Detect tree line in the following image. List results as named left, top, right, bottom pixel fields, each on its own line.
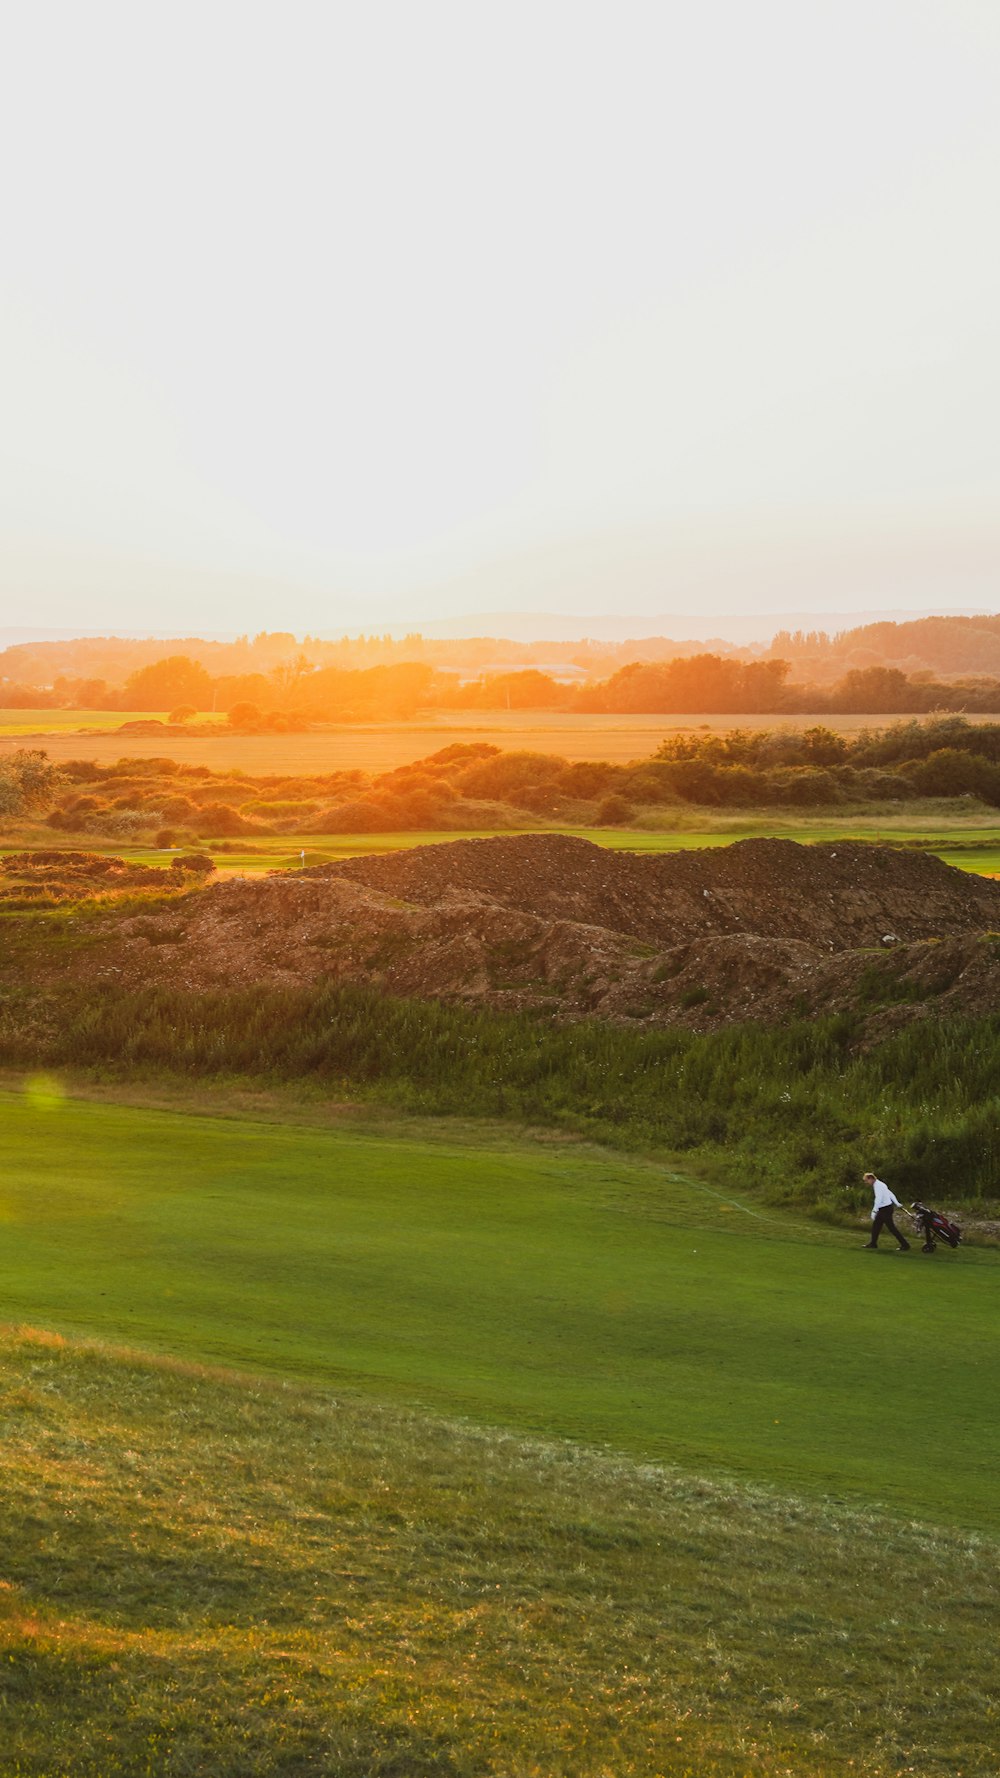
left=8, top=649, right=1000, bottom=719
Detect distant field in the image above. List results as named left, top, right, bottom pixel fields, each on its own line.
left=2, top=1092, right=998, bottom=1531
left=3, top=707, right=991, bottom=772
left=0, top=708, right=224, bottom=737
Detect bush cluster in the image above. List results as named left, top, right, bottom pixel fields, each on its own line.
left=11, top=718, right=1000, bottom=845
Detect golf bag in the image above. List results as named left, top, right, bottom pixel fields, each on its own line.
left=909, top=1202, right=962, bottom=1252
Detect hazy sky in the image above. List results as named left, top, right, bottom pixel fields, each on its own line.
left=2, top=0, right=998, bottom=639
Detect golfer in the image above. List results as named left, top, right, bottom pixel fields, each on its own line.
left=862, top=1171, right=910, bottom=1251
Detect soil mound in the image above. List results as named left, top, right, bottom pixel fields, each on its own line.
left=76, top=834, right=1000, bottom=1034
left=314, top=834, right=1000, bottom=949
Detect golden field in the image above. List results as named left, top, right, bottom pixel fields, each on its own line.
left=3, top=707, right=992, bottom=773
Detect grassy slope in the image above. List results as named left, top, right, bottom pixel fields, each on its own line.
left=2, top=1327, right=998, bottom=1778
left=2, top=1094, right=997, bottom=1533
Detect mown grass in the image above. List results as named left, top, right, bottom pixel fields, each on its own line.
left=1, top=1325, right=998, bottom=1777
left=6, top=814, right=1000, bottom=878
left=1, top=1092, right=998, bottom=1532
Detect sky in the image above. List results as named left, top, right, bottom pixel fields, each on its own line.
left=2, top=0, right=998, bottom=642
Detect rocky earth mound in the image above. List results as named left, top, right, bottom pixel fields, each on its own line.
left=312, top=834, right=1000, bottom=949
left=75, top=835, right=1000, bottom=1033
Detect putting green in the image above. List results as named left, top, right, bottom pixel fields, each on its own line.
left=2, top=1092, right=997, bottom=1530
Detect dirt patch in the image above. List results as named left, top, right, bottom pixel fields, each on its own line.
left=313, top=834, right=1000, bottom=949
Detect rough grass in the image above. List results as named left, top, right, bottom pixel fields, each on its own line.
left=6, top=977, right=1000, bottom=1211
left=1, top=1325, right=997, bottom=1778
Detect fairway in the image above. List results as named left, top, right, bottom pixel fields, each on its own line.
left=8, top=818, right=1000, bottom=879
left=3, top=1092, right=997, bottom=1532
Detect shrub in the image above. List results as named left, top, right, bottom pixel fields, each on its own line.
left=457, top=751, right=565, bottom=799
left=596, top=794, right=635, bottom=825
left=193, top=803, right=270, bottom=837
left=622, top=768, right=678, bottom=806
left=228, top=702, right=263, bottom=730
left=508, top=783, right=564, bottom=814
left=0, top=749, right=60, bottom=819
left=157, top=796, right=200, bottom=823
left=100, top=810, right=156, bottom=838
left=842, top=767, right=916, bottom=802
left=47, top=795, right=106, bottom=832
left=261, top=711, right=308, bottom=732
left=425, top=742, right=501, bottom=769
left=659, top=760, right=726, bottom=804
left=241, top=800, right=319, bottom=822
left=557, top=760, right=622, bottom=798
left=711, top=765, right=769, bottom=805
left=765, top=767, right=843, bottom=806
left=170, top=853, right=214, bottom=874
left=60, top=760, right=108, bottom=781
left=905, top=749, right=1000, bottom=805
left=314, top=799, right=401, bottom=833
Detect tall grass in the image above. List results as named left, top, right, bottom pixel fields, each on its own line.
left=5, top=982, right=1000, bottom=1208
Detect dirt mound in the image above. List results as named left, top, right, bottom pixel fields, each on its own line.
left=314, top=834, right=1000, bottom=950
left=66, top=834, right=1000, bottom=1034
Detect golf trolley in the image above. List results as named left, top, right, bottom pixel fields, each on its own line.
left=908, top=1202, right=962, bottom=1253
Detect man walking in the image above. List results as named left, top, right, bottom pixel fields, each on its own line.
left=862, top=1171, right=910, bottom=1250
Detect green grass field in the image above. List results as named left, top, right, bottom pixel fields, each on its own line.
left=4, top=1088, right=999, bottom=1774
left=2, top=1091, right=997, bottom=1534
left=6, top=711, right=1000, bottom=1770
left=9, top=814, right=1000, bottom=879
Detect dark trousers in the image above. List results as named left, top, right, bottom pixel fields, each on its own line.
left=869, top=1206, right=909, bottom=1248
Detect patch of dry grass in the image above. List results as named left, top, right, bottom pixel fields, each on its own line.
left=0, top=711, right=933, bottom=777
left=1, top=1327, right=997, bottom=1776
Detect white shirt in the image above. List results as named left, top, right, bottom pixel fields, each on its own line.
left=870, top=1177, right=901, bottom=1219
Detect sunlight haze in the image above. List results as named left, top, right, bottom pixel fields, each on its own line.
left=2, top=0, right=998, bottom=639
